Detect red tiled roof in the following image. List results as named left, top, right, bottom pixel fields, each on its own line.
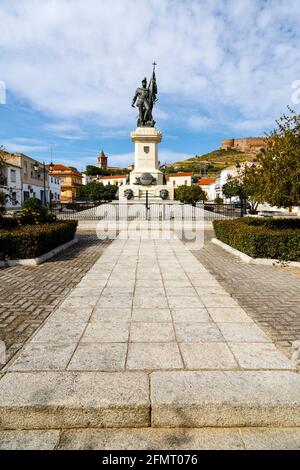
left=169, top=172, right=193, bottom=177
left=49, top=164, right=82, bottom=176
left=50, top=164, right=69, bottom=170
left=198, top=177, right=216, bottom=185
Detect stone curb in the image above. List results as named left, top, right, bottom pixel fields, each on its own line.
left=211, top=238, right=300, bottom=268
left=0, top=371, right=150, bottom=429
left=0, top=238, right=78, bottom=267
left=1, top=370, right=300, bottom=429
left=150, top=370, right=300, bottom=427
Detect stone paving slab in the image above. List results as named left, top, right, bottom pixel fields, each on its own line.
left=58, top=427, right=245, bottom=450
left=151, top=371, right=300, bottom=427
left=0, top=371, right=150, bottom=429
left=0, top=430, right=60, bottom=450
left=1, top=427, right=300, bottom=449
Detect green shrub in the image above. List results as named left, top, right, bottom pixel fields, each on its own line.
left=21, top=197, right=57, bottom=225
left=0, top=216, right=19, bottom=230
left=239, top=217, right=300, bottom=230
left=213, top=218, right=300, bottom=261
left=175, top=185, right=207, bottom=205
left=0, top=221, right=78, bottom=260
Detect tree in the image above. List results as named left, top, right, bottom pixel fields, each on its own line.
left=252, top=107, right=300, bottom=208
left=222, top=176, right=259, bottom=213
left=222, top=179, right=242, bottom=201
left=77, top=182, right=118, bottom=202
left=243, top=165, right=264, bottom=213
left=85, top=166, right=129, bottom=177
left=175, top=185, right=207, bottom=206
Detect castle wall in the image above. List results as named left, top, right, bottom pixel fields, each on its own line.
left=221, top=137, right=266, bottom=152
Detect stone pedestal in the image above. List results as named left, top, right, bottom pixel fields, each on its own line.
left=129, top=127, right=163, bottom=185
left=119, top=127, right=174, bottom=201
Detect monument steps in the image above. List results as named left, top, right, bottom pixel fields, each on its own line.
left=0, top=370, right=300, bottom=429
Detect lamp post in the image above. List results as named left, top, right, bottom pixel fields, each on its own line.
left=34, top=161, right=54, bottom=207
left=235, top=162, right=244, bottom=216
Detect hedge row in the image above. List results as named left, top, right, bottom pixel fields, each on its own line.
left=0, top=221, right=78, bottom=260
left=213, top=218, right=300, bottom=262
left=0, top=216, right=19, bottom=230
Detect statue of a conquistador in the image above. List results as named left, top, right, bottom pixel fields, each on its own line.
left=132, top=63, right=157, bottom=127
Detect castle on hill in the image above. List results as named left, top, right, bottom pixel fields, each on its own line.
left=221, top=137, right=266, bottom=153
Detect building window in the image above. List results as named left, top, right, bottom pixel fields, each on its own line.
left=184, top=180, right=187, bottom=185
left=173, top=181, right=176, bottom=187
left=10, top=169, right=16, bottom=183
left=24, top=162, right=27, bottom=174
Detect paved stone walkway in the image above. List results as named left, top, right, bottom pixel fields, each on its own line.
left=0, top=232, right=299, bottom=449
left=0, top=233, right=109, bottom=366
left=194, top=232, right=300, bottom=356
left=1, top=427, right=300, bottom=450
left=3, top=233, right=295, bottom=374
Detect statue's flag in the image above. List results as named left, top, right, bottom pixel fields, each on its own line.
left=148, top=62, right=158, bottom=108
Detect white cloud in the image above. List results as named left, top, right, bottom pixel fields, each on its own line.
left=0, top=0, right=300, bottom=137
left=1, top=138, right=49, bottom=153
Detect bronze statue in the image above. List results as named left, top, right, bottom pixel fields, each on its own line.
left=132, top=62, right=157, bottom=127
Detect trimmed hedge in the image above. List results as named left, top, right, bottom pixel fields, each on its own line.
left=213, top=218, right=300, bottom=262
left=0, top=216, right=19, bottom=230
left=0, top=221, right=78, bottom=260
left=239, top=217, right=300, bottom=230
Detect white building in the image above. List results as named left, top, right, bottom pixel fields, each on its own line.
left=0, top=161, right=22, bottom=209
left=98, top=175, right=128, bottom=186
left=48, top=174, right=61, bottom=203
left=4, top=153, right=50, bottom=204
left=166, top=172, right=193, bottom=188
left=82, top=174, right=92, bottom=185
left=197, top=177, right=217, bottom=201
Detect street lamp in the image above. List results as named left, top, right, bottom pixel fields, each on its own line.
left=34, top=161, right=48, bottom=206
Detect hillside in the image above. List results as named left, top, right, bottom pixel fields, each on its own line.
left=165, top=148, right=258, bottom=175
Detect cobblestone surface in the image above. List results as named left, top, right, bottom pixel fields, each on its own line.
left=193, top=232, right=300, bottom=357
left=0, top=233, right=109, bottom=367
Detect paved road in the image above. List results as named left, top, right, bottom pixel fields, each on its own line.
left=194, top=231, right=300, bottom=356
left=0, top=232, right=109, bottom=367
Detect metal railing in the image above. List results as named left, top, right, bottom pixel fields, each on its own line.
left=51, top=202, right=242, bottom=221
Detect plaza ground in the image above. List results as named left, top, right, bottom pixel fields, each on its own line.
left=0, top=228, right=299, bottom=449
left=1, top=230, right=299, bottom=365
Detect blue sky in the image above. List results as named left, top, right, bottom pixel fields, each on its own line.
left=0, top=0, right=300, bottom=170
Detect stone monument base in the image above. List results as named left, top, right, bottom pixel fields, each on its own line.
left=118, top=184, right=174, bottom=202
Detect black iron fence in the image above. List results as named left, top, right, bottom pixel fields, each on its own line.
left=50, top=202, right=242, bottom=221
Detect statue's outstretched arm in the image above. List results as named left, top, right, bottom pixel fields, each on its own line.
left=132, top=89, right=138, bottom=107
